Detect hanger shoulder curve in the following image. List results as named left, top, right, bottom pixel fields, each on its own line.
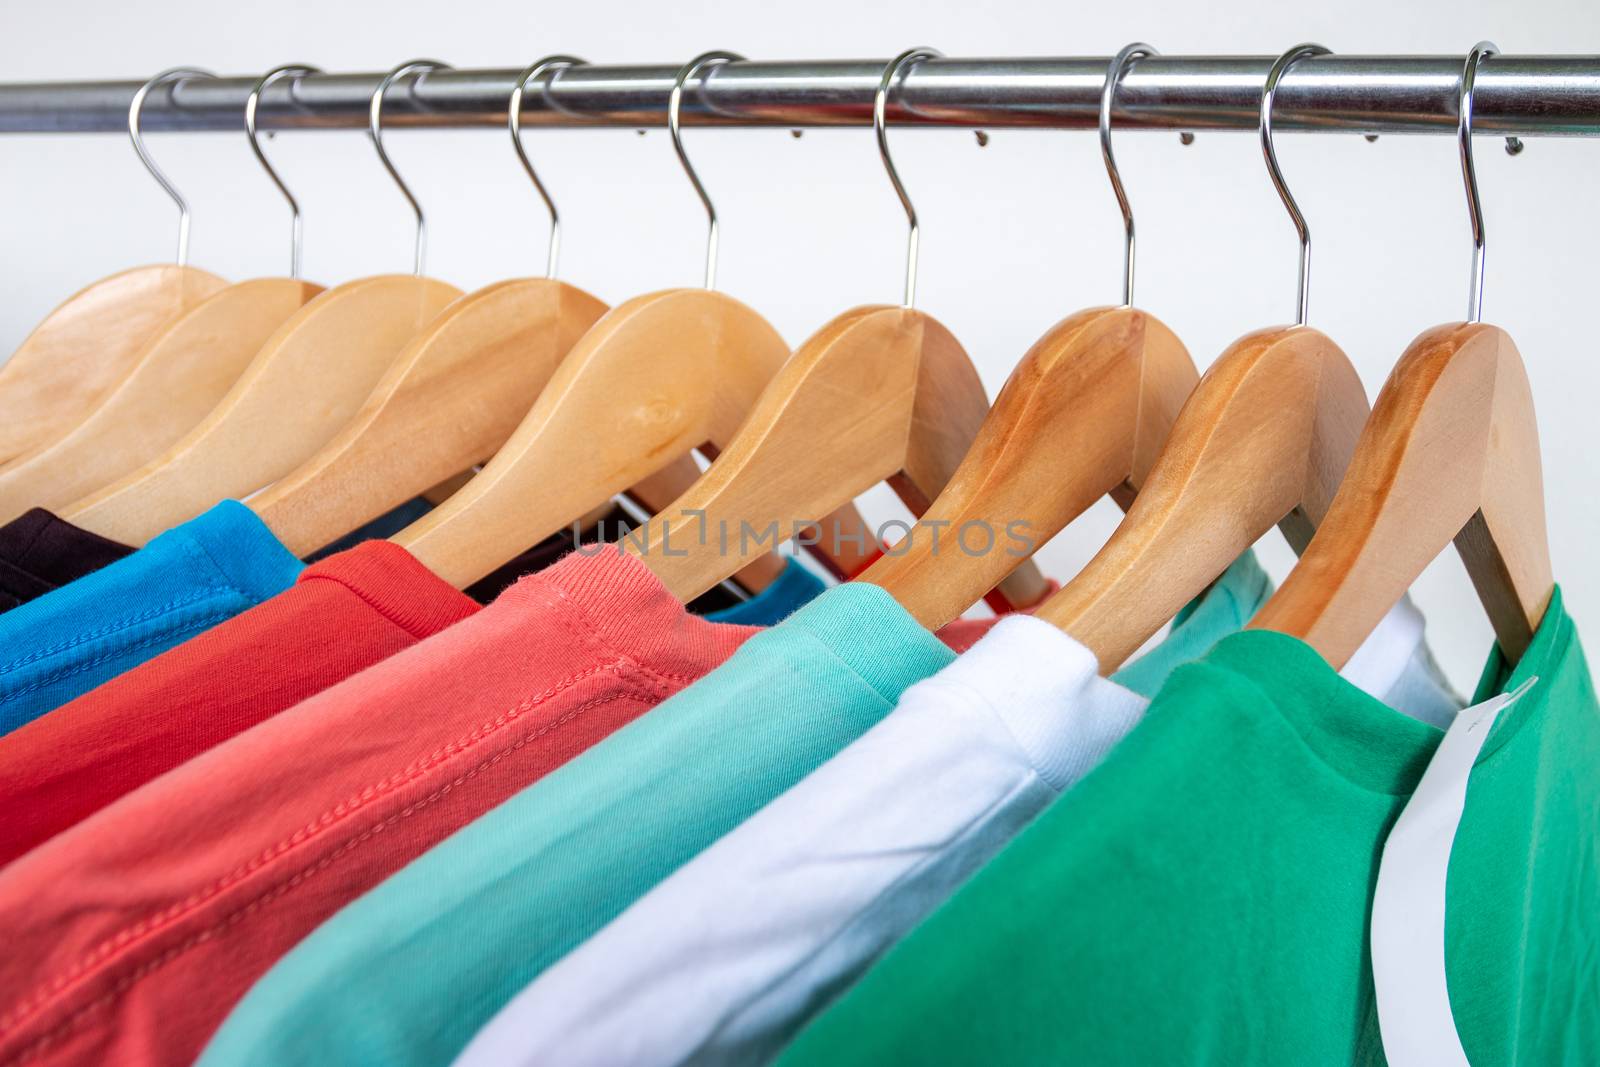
left=859, top=305, right=1200, bottom=629
left=394, top=288, right=790, bottom=589
left=1036, top=324, right=1368, bottom=671
left=1250, top=321, right=1552, bottom=666
left=250, top=278, right=608, bottom=558
left=627, top=303, right=997, bottom=604
left=63, top=274, right=463, bottom=545
left=0, top=264, right=229, bottom=466
left=0, top=278, right=322, bottom=526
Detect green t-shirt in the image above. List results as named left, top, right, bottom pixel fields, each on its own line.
left=200, top=557, right=1274, bottom=1067
left=781, top=586, right=1597, bottom=1065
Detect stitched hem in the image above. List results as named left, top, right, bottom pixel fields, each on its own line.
left=1, top=692, right=634, bottom=1067
left=1, top=652, right=705, bottom=1050
left=0, top=609, right=232, bottom=705
left=0, top=587, right=224, bottom=677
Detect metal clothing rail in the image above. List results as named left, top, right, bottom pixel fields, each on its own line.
left=1, top=55, right=1598, bottom=136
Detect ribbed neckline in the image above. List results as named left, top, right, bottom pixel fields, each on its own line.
left=1199, top=629, right=1442, bottom=796
left=1203, top=588, right=1570, bottom=795
left=297, top=541, right=479, bottom=639
left=172, top=501, right=304, bottom=604
left=519, top=548, right=761, bottom=679
left=778, top=582, right=955, bottom=705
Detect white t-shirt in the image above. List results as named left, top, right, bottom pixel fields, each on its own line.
left=453, top=599, right=1459, bottom=1067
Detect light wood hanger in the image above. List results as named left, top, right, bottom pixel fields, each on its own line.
left=1035, top=325, right=1367, bottom=670
left=0, top=279, right=321, bottom=524
left=0, top=67, right=333, bottom=525
left=625, top=302, right=1004, bottom=603
left=0, top=267, right=228, bottom=468
left=1251, top=44, right=1554, bottom=667
left=628, top=49, right=1046, bottom=610
left=251, top=276, right=605, bottom=556
left=64, top=61, right=466, bottom=545
left=396, top=52, right=870, bottom=591
left=858, top=46, right=1201, bottom=629
left=1035, top=43, right=1372, bottom=672
left=0, top=69, right=232, bottom=467
left=251, top=57, right=611, bottom=557
left=393, top=285, right=792, bottom=588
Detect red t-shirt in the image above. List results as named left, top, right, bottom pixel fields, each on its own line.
left=0, top=550, right=760, bottom=1067
left=0, top=540, right=478, bottom=868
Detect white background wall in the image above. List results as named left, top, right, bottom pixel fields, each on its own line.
left=2, top=0, right=1596, bottom=691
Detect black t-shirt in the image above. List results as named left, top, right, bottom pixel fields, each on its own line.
left=0, top=508, right=133, bottom=613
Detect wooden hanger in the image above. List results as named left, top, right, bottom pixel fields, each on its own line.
left=1035, top=44, right=1372, bottom=672
left=64, top=61, right=466, bottom=545
left=0, top=68, right=335, bottom=524
left=855, top=306, right=1197, bottom=628
left=393, top=285, right=793, bottom=588
left=1248, top=323, right=1549, bottom=666
left=0, top=69, right=236, bottom=467
left=627, top=301, right=1013, bottom=603
left=1035, top=324, right=1367, bottom=669
left=251, top=276, right=604, bottom=556
left=0, top=279, right=321, bottom=524
left=251, top=58, right=614, bottom=557
left=0, top=266, right=228, bottom=467
left=858, top=47, right=1202, bottom=629
left=396, top=53, right=872, bottom=591
left=627, top=50, right=1045, bottom=610
left=1250, top=45, right=1554, bottom=667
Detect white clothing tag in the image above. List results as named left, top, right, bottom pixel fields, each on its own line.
left=1371, top=676, right=1537, bottom=1067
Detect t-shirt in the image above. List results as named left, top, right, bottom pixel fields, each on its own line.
left=0, top=533, right=823, bottom=869
left=0, top=551, right=760, bottom=1067
left=199, top=567, right=1224, bottom=1067
left=0, top=508, right=131, bottom=613
left=703, top=556, right=826, bottom=625
left=779, top=586, right=1598, bottom=1066
left=0, top=500, right=302, bottom=735
left=0, top=541, right=477, bottom=868
left=455, top=578, right=1464, bottom=1067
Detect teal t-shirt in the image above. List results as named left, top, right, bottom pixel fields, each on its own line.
left=200, top=553, right=1274, bottom=1067
left=781, top=587, right=1598, bottom=1065
left=0, top=500, right=301, bottom=735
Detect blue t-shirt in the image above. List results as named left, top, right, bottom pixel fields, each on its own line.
left=0, top=500, right=302, bottom=735
left=704, top=557, right=827, bottom=625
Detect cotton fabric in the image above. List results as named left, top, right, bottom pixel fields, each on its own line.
left=451, top=553, right=1270, bottom=1067
left=702, top=557, right=826, bottom=625
left=0, top=541, right=477, bottom=867
left=0, top=508, right=130, bottom=614
left=199, top=579, right=960, bottom=1067
left=0, top=500, right=301, bottom=735
left=779, top=587, right=1598, bottom=1066
left=455, top=576, right=1461, bottom=1067
left=0, top=551, right=759, bottom=1067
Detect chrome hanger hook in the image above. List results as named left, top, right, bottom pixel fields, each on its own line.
left=668, top=50, right=744, bottom=289
left=129, top=67, right=217, bottom=267
left=369, top=59, right=452, bottom=276
left=876, top=48, right=942, bottom=309
left=246, top=64, right=321, bottom=279
left=1101, top=44, right=1157, bottom=307
left=510, top=55, right=586, bottom=279
left=1460, top=42, right=1499, bottom=324
left=1260, top=43, right=1330, bottom=327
